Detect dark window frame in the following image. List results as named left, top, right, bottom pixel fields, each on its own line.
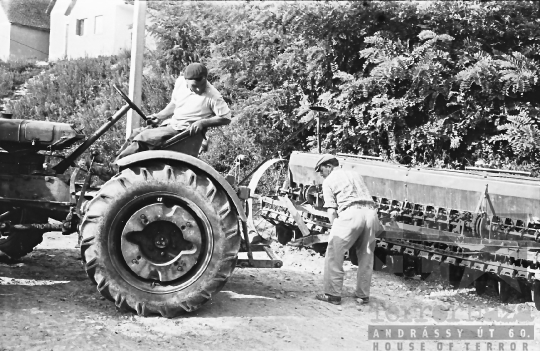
left=76, top=19, right=86, bottom=36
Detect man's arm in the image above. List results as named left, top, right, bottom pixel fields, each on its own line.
left=189, top=93, right=232, bottom=134
left=189, top=116, right=230, bottom=135
left=152, top=101, right=176, bottom=121
left=322, top=180, right=338, bottom=225
left=151, top=77, right=182, bottom=122
left=200, top=116, right=231, bottom=128
left=327, top=208, right=338, bottom=225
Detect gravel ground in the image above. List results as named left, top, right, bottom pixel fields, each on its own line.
left=1, top=233, right=539, bottom=351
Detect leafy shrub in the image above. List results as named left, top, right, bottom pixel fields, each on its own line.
left=146, top=1, right=540, bottom=176
left=0, top=59, right=40, bottom=100
left=7, top=54, right=129, bottom=167
left=6, top=51, right=177, bottom=172
left=7, top=1, right=540, bottom=179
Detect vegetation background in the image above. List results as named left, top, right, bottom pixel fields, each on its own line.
left=2, top=0, right=540, bottom=177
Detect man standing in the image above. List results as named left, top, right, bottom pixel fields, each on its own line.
left=314, top=154, right=382, bottom=305
left=116, top=62, right=231, bottom=160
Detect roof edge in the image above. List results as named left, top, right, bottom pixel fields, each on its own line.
left=10, top=21, right=50, bottom=32
left=45, top=0, right=57, bottom=15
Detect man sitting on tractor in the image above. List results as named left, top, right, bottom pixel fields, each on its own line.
left=115, top=62, right=231, bottom=160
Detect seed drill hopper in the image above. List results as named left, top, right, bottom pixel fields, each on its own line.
left=253, top=151, right=540, bottom=310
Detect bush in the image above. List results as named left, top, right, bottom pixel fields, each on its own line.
left=7, top=1, right=540, bottom=178
left=0, top=59, right=40, bottom=100
left=7, top=51, right=176, bottom=171
left=146, top=1, right=540, bottom=175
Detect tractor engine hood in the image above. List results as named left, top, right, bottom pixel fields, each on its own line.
left=0, top=119, right=84, bottom=151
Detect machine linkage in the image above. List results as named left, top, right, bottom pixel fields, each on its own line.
left=261, top=192, right=540, bottom=242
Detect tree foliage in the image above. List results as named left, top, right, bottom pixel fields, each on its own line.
left=7, top=1, right=540, bottom=177
left=146, top=0, right=540, bottom=175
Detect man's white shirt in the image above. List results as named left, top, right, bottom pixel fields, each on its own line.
left=169, top=76, right=231, bottom=130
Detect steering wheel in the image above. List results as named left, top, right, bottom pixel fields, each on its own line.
left=113, top=84, right=149, bottom=121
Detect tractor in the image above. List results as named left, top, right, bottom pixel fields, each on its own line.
left=0, top=86, right=281, bottom=318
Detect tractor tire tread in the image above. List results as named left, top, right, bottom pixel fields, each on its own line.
left=79, top=161, right=240, bottom=317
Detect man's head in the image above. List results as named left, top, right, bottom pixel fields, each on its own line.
left=315, top=154, right=339, bottom=178
left=184, top=62, right=208, bottom=94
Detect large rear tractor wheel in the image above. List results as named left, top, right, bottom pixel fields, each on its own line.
left=0, top=210, right=47, bottom=259
left=79, top=161, right=241, bottom=317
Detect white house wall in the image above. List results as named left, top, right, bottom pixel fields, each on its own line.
left=0, top=6, right=11, bottom=61
left=112, top=3, right=133, bottom=56
left=48, top=0, right=71, bottom=60
left=49, top=0, right=133, bottom=60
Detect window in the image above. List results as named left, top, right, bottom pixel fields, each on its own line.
left=94, top=15, right=103, bottom=35
left=76, top=19, right=86, bottom=36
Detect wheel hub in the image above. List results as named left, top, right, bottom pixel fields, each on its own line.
left=121, top=203, right=202, bottom=282
left=154, top=236, right=169, bottom=249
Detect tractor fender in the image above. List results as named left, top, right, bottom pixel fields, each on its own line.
left=115, top=150, right=247, bottom=221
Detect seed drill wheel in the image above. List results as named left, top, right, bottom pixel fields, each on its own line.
left=79, top=161, right=241, bottom=317
left=0, top=210, right=48, bottom=259
left=247, top=159, right=288, bottom=241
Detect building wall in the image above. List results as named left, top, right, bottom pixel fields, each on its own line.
left=49, top=0, right=136, bottom=60
left=9, top=24, right=49, bottom=61
left=49, top=0, right=156, bottom=61
left=113, top=3, right=134, bottom=56
left=0, top=7, right=11, bottom=61
left=48, top=0, right=71, bottom=60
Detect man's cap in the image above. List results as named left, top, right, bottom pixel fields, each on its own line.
left=315, top=154, right=338, bottom=172
left=184, top=63, right=208, bottom=79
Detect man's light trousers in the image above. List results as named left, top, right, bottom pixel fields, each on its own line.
left=323, top=206, right=382, bottom=298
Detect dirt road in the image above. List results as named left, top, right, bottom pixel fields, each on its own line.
left=1, top=233, right=539, bottom=351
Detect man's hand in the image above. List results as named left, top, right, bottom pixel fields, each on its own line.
left=189, top=120, right=206, bottom=135
left=146, top=114, right=160, bottom=127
